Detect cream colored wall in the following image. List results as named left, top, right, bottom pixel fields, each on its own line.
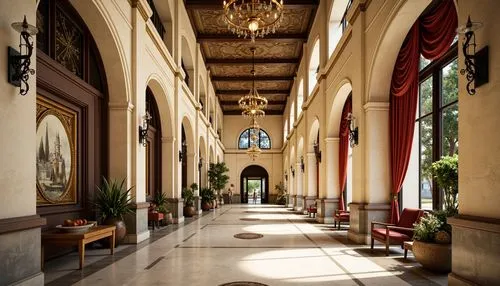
left=457, top=0, right=500, bottom=219
left=0, top=0, right=37, bottom=219
left=223, top=115, right=283, bottom=196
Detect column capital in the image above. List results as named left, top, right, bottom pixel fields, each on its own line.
left=109, top=102, right=135, bottom=112
left=161, top=136, right=176, bottom=143
left=363, top=102, right=389, bottom=111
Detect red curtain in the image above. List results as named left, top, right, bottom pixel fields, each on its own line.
left=338, top=95, right=352, bottom=211
left=389, top=0, right=457, bottom=224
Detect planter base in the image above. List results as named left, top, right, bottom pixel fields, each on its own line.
left=413, top=240, right=451, bottom=273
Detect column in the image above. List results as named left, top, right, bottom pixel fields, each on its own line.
left=294, top=162, right=304, bottom=212
left=316, top=138, right=339, bottom=224
left=162, top=136, right=184, bottom=223
left=304, top=152, right=317, bottom=211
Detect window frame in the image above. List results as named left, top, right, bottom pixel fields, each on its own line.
left=238, top=128, right=272, bottom=150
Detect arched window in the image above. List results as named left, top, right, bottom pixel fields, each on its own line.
left=328, top=0, right=352, bottom=56
left=309, top=40, right=320, bottom=95
left=238, top=128, right=271, bottom=149
left=290, top=101, right=295, bottom=127
left=297, top=80, right=304, bottom=116
left=284, top=119, right=288, bottom=140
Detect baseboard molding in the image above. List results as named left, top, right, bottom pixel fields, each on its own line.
left=11, top=271, right=44, bottom=286
left=448, top=273, right=479, bottom=286
left=124, top=230, right=150, bottom=244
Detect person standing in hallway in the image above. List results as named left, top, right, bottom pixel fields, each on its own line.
left=228, top=184, right=234, bottom=204
left=253, top=191, right=257, bottom=204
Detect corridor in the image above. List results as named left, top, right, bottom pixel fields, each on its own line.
left=44, top=205, right=446, bottom=286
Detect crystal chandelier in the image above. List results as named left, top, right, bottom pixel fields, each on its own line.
left=238, top=47, right=267, bottom=118
left=223, top=0, right=284, bottom=42
left=246, top=118, right=262, bottom=160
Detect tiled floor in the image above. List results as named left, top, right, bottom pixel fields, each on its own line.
left=43, top=205, right=448, bottom=285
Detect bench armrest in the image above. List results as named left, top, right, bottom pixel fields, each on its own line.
left=371, top=221, right=395, bottom=231
left=387, top=226, right=415, bottom=232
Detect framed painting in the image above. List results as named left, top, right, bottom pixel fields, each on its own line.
left=36, top=95, right=77, bottom=205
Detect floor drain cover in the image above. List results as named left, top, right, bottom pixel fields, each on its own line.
left=233, top=233, right=264, bottom=239
left=240, top=218, right=261, bottom=221
left=219, top=282, right=269, bottom=286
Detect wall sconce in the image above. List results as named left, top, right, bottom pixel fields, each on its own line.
left=313, top=141, right=321, bottom=163
left=284, top=171, right=288, bottom=181
left=300, top=156, right=305, bottom=173
left=198, top=157, right=203, bottom=170
left=290, top=165, right=295, bottom=177
left=346, top=112, right=359, bottom=147
left=138, top=112, right=152, bottom=147
left=457, top=16, right=488, bottom=95
left=8, top=16, right=38, bottom=96
left=179, top=150, right=184, bottom=162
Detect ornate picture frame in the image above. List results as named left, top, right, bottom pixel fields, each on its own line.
left=36, top=95, right=77, bottom=206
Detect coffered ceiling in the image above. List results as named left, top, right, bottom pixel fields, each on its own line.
left=185, top=0, right=319, bottom=115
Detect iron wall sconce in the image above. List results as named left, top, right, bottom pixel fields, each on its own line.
left=8, top=16, right=38, bottom=96
left=179, top=142, right=187, bottom=162
left=457, top=16, right=488, bottom=95
left=346, top=112, right=359, bottom=147
left=198, top=157, right=203, bottom=170
left=290, top=165, right=295, bottom=177
left=138, top=112, right=152, bottom=147
left=284, top=171, right=288, bottom=181
left=300, top=156, right=305, bottom=173
left=313, top=141, right=321, bottom=163
left=179, top=150, right=183, bottom=162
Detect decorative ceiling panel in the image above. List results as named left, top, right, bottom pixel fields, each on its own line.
left=222, top=104, right=284, bottom=111
left=202, top=41, right=301, bottom=59
left=215, top=80, right=291, bottom=91
left=210, top=63, right=296, bottom=77
left=218, top=94, right=287, bottom=102
left=275, top=8, right=311, bottom=34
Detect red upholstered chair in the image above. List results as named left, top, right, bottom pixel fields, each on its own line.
left=370, top=208, right=424, bottom=256
left=333, top=210, right=350, bottom=230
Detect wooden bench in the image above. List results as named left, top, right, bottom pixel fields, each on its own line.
left=41, top=225, right=115, bottom=269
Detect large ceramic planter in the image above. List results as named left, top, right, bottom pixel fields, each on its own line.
left=201, top=201, right=211, bottom=211
left=102, top=217, right=126, bottom=247
left=413, top=240, right=451, bottom=273
left=183, top=205, right=196, bottom=217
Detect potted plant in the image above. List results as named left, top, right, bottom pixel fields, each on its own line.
left=208, top=162, right=230, bottom=206
left=152, top=191, right=173, bottom=225
left=412, top=154, right=458, bottom=273
left=94, top=177, right=134, bottom=247
left=200, top=187, right=215, bottom=211
left=182, top=183, right=197, bottom=217
left=275, top=182, right=287, bottom=206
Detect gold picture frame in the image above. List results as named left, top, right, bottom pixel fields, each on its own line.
left=36, top=95, right=77, bottom=205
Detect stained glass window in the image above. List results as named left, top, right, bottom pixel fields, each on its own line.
left=238, top=128, right=271, bottom=150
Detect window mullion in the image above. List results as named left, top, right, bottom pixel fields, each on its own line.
left=432, top=68, right=442, bottom=210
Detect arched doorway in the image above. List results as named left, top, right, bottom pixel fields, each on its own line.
left=240, top=165, right=269, bottom=204
left=145, top=88, right=161, bottom=199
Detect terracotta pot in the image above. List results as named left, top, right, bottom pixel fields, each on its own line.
left=102, top=217, right=126, bottom=247
left=413, top=240, right=451, bottom=273
left=163, top=212, right=173, bottom=225
left=183, top=206, right=196, bottom=217
left=201, top=201, right=211, bottom=211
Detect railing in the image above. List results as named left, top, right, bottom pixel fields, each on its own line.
left=341, top=0, right=353, bottom=32
left=147, top=0, right=166, bottom=39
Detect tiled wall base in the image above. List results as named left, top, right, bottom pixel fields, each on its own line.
left=304, top=196, right=316, bottom=214
left=347, top=202, right=390, bottom=244
left=124, top=206, right=150, bottom=244
left=448, top=215, right=500, bottom=285
left=289, top=195, right=296, bottom=208
left=316, top=198, right=339, bottom=224
left=167, top=198, right=185, bottom=224
left=294, top=195, right=304, bottom=212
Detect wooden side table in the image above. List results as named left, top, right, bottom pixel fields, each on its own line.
left=41, top=225, right=116, bottom=269
left=404, top=241, right=414, bottom=259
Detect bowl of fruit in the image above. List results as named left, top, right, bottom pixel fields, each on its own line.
left=56, top=219, right=96, bottom=233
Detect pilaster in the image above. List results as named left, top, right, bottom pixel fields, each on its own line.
left=347, top=202, right=390, bottom=244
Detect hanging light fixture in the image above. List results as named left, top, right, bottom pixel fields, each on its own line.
left=223, top=0, right=284, bottom=42
left=239, top=47, right=268, bottom=118
left=246, top=117, right=262, bottom=160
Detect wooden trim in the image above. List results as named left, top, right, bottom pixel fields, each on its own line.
left=448, top=215, right=500, bottom=234
left=212, top=76, right=293, bottom=81
left=0, top=215, right=47, bottom=235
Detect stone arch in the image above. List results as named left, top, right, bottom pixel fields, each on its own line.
left=181, top=115, right=196, bottom=189
left=150, top=0, right=175, bottom=52
left=367, top=0, right=432, bottom=102
left=239, top=165, right=270, bottom=204
left=289, top=101, right=295, bottom=128
left=308, top=117, right=321, bottom=153
left=146, top=75, right=174, bottom=138
left=198, top=75, right=207, bottom=113
left=327, top=80, right=353, bottom=137
left=181, top=35, right=195, bottom=93
left=308, top=38, right=320, bottom=95
left=209, top=145, right=215, bottom=164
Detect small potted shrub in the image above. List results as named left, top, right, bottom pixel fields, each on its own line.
left=275, top=182, right=287, bottom=206
left=200, top=187, right=215, bottom=211
left=94, top=178, right=134, bottom=247
left=412, top=155, right=457, bottom=272
left=208, top=162, right=230, bottom=206
left=153, top=191, right=173, bottom=225
left=182, top=183, right=197, bottom=217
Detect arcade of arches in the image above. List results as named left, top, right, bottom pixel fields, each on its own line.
left=0, top=0, right=499, bottom=285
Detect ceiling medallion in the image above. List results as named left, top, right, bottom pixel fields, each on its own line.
left=223, top=0, right=284, bottom=42
left=238, top=47, right=268, bottom=118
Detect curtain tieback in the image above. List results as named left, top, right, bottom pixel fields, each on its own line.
left=392, top=193, right=398, bottom=201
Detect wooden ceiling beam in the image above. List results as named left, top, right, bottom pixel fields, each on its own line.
left=212, top=76, right=293, bottom=81
left=197, top=33, right=307, bottom=42
left=223, top=110, right=284, bottom=115
left=220, top=100, right=285, bottom=105
left=206, top=58, right=299, bottom=65
left=217, top=89, right=290, bottom=95
left=185, top=0, right=319, bottom=10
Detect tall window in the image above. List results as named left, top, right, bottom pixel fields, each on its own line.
left=284, top=119, right=288, bottom=140
left=297, top=80, right=304, bottom=117
left=290, top=101, right=295, bottom=127
left=416, top=44, right=458, bottom=210
left=309, top=40, right=320, bottom=95
left=239, top=128, right=271, bottom=149
left=328, top=0, right=352, bottom=56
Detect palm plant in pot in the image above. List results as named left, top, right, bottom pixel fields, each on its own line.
left=412, top=154, right=458, bottom=273
left=208, top=162, right=230, bottom=206
left=182, top=183, right=197, bottom=217
left=94, top=178, right=134, bottom=247
left=152, top=191, right=173, bottom=225
left=200, top=187, right=215, bottom=211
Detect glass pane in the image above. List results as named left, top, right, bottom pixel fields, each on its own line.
left=420, top=116, right=433, bottom=210
left=419, top=55, right=431, bottom=71
left=260, top=131, right=271, bottom=149
left=239, top=130, right=249, bottom=149
left=442, top=103, right=459, bottom=156
left=441, top=59, right=458, bottom=106
left=419, top=76, right=433, bottom=116
left=249, top=129, right=259, bottom=146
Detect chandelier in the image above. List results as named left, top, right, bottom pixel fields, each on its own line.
left=246, top=118, right=262, bottom=160
left=238, top=47, right=267, bottom=118
left=223, top=0, right=284, bottom=42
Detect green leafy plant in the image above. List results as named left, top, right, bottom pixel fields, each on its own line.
left=413, top=213, right=443, bottom=242
left=95, top=178, right=135, bottom=220
left=208, top=162, right=230, bottom=199
left=153, top=191, right=170, bottom=214
left=182, top=183, right=197, bottom=207
left=430, top=154, right=458, bottom=216
left=200, top=187, right=215, bottom=203
left=275, top=182, right=287, bottom=205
